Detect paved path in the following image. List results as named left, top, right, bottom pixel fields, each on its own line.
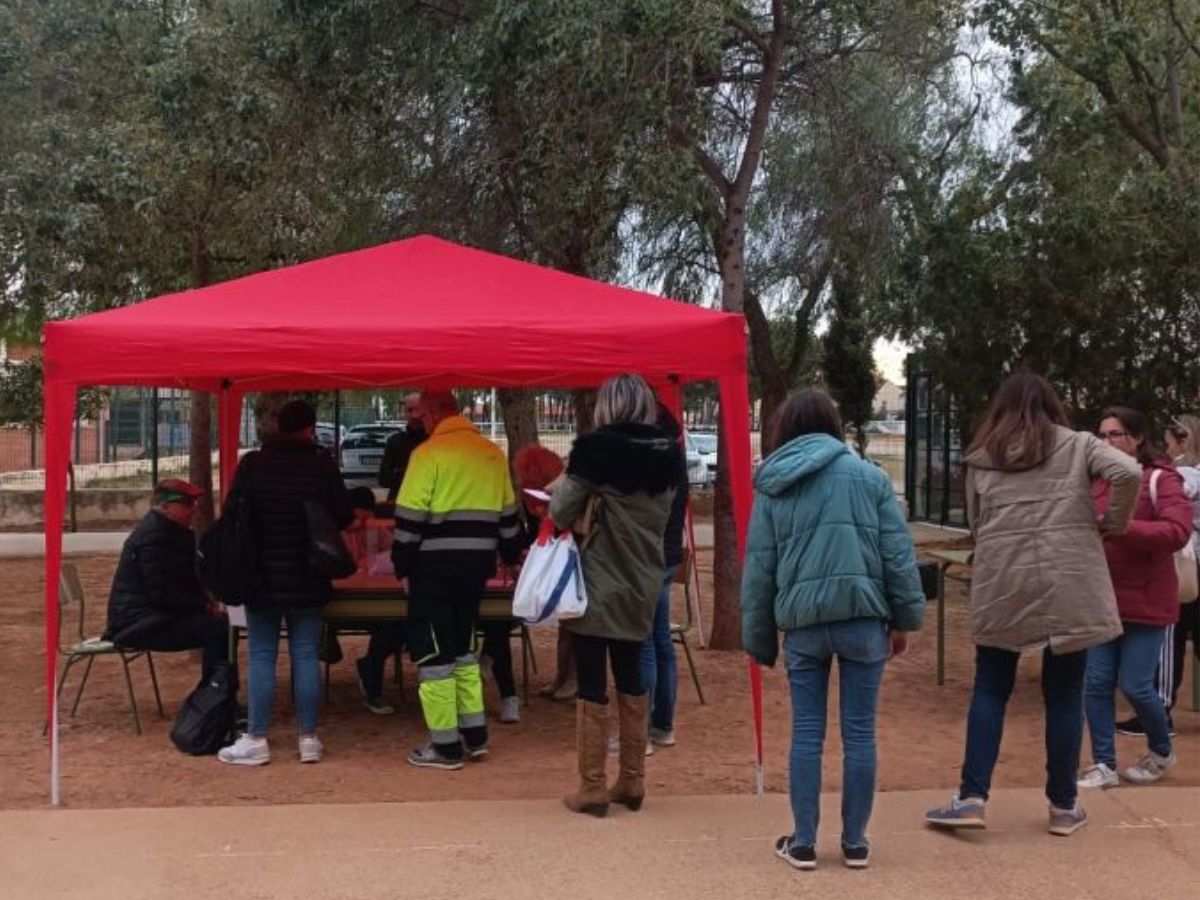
left=0, top=789, right=1195, bottom=899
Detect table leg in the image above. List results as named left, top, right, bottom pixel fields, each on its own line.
left=937, top=564, right=947, bottom=686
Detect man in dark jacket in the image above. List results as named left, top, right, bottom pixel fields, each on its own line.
left=378, top=392, right=428, bottom=505
left=217, top=399, right=353, bottom=767
left=105, top=479, right=228, bottom=678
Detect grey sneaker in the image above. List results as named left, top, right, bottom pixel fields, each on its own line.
left=1048, top=804, right=1088, bottom=836
left=924, top=794, right=986, bottom=829
left=1077, top=763, right=1119, bottom=789
left=217, top=734, right=270, bottom=767
left=298, top=734, right=323, bottom=764
left=1123, top=750, right=1175, bottom=784
left=649, top=727, right=676, bottom=747
left=499, top=696, right=521, bottom=724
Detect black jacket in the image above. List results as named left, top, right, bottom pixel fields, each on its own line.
left=657, top=411, right=690, bottom=569
left=106, top=509, right=207, bottom=638
left=224, top=437, right=353, bottom=611
left=378, top=426, right=427, bottom=503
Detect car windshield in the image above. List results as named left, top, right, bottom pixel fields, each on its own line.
left=691, top=434, right=717, bottom=453
left=344, top=425, right=397, bottom=447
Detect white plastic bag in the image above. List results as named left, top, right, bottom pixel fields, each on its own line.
left=513, top=527, right=588, bottom=625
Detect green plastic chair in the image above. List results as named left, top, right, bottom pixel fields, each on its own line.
left=51, top=562, right=164, bottom=735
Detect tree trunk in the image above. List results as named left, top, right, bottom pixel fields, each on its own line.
left=709, top=215, right=749, bottom=650
left=757, top=379, right=788, bottom=458
left=189, top=232, right=215, bottom=534
left=718, top=214, right=747, bottom=314
left=497, top=388, right=539, bottom=486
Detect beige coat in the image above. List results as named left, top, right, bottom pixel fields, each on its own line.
left=966, top=426, right=1141, bottom=654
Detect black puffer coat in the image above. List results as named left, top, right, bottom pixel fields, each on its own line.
left=105, top=509, right=207, bottom=638
left=657, top=409, right=689, bottom=569
left=224, top=437, right=353, bottom=611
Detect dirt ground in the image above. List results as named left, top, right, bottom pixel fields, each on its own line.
left=1, top=549, right=1197, bottom=809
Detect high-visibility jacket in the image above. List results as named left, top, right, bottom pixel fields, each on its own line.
left=392, top=415, right=523, bottom=580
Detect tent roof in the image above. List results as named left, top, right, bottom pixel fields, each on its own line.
left=43, top=236, right=745, bottom=391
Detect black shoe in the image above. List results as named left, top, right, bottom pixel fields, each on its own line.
left=1116, top=714, right=1176, bottom=738
left=1115, top=716, right=1145, bottom=737
left=407, top=745, right=464, bottom=771
left=775, top=835, right=816, bottom=871
left=842, top=845, right=870, bottom=869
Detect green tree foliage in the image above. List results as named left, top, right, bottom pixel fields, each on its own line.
left=823, top=273, right=877, bottom=455
left=886, top=2, right=1200, bottom=433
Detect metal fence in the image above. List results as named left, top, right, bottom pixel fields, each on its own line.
left=0, top=386, right=904, bottom=495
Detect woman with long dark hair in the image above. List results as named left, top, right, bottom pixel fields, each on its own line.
left=1077, top=407, right=1191, bottom=788
left=925, top=374, right=1140, bottom=836
left=742, top=390, right=924, bottom=870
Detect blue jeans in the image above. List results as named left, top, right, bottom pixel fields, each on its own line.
left=1085, top=624, right=1173, bottom=767
left=783, top=618, right=888, bottom=850
left=639, top=566, right=679, bottom=733
left=959, top=645, right=1086, bottom=810
left=246, top=605, right=324, bottom=736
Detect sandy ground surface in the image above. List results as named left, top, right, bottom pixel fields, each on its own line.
left=1, top=546, right=1197, bottom=810
left=1, top=789, right=1196, bottom=900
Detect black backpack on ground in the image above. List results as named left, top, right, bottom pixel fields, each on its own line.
left=170, top=661, right=239, bottom=756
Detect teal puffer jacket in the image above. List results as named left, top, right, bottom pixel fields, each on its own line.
left=741, top=434, right=925, bottom=667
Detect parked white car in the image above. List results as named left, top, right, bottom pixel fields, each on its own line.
left=690, top=432, right=717, bottom=485
left=340, top=422, right=401, bottom=483
left=684, top=431, right=711, bottom=488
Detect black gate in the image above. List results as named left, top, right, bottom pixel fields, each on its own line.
left=904, top=363, right=966, bottom=527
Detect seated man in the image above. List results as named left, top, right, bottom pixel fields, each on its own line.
left=105, top=479, right=229, bottom=679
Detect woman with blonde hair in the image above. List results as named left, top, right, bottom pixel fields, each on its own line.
left=549, top=374, right=681, bottom=817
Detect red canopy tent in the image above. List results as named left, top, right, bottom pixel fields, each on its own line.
left=41, top=235, right=759, bottom=803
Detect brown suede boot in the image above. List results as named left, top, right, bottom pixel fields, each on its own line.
left=609, top=692, right=648, bottom=811
left=563, top=699, right=609, bottom=817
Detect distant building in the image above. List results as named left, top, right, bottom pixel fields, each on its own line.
left=873, top=380, right=905, bottom=420
left=0, top=340, right=37, bottom=365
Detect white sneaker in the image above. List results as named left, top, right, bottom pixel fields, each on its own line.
left=299, top=734, right=324, bottom=764
left=1077, top=763, right=1119, bottom=789
left=649, top=727, right=676, bottom=748
left=1123, top=750, right=1175, bottom=784
left=218, top=734, right=270, bottom=767
left=499, top=696, right=521, bottom=724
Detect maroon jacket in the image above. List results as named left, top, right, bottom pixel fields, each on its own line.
left=1093, top=459, right=1192, bottom=626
